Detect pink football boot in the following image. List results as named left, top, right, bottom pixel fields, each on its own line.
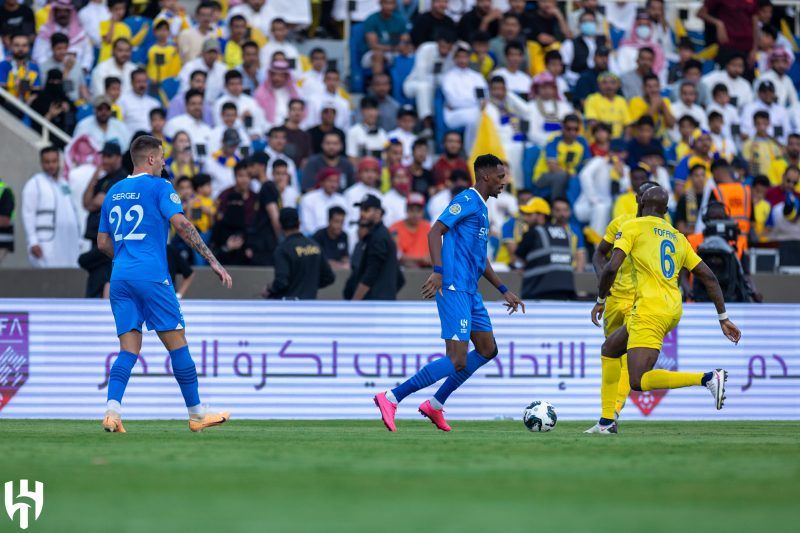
left=418, top=400, right=452, bottom=432
left=373, top=392, right=398, bottom=432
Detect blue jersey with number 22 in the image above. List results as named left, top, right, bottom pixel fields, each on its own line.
left=436, top=187, right=489, bottom=294
left=99, top=173, right=183, bottom=282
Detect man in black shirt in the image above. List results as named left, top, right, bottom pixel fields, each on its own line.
left=0, top=0, right=35, bottom=43
left=307, top=103, right=346, bottom=155
left=166, top=243, right=195, bottom=299
left=312, top=205, right=349, bottom=268
left=266, top=207, right=335, bottom=300
left=410, top=0, right=456, bottom=47
left=250, top=158, right=284, bottom=266
left=301, top=132, right=355, bottom=192
left=344, top=194, right=403, bottom=300
left=528, top=0, right=570, bottom=46
left=78, top=142, right=127, bottom=297
left=457, top=0, right=501, bottom=41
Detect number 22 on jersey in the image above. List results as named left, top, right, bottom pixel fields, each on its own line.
left=109, top=204, right=147, bottom=241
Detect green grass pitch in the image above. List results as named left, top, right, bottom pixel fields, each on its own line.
left=0, top=420, right=798, bottom=532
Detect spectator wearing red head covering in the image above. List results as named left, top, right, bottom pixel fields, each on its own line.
left=299, top=167, right=347, bottom=235
left=254, top=59, right=301, bottom=128
left=33, top=0, right=93, bottom=72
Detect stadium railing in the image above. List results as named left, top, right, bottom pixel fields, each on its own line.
left=0, top=86, right=71, bottom=148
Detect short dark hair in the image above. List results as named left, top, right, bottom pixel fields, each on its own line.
left=268, top=126, right=287, bottom=137
left=221, top=102, right=237, bottom=113
left=149, top=107, right=166, bottom=120
left=190, top=70, right=207, bottom=81
left=40, top=146, right=59, bottom=159
left=689, top=164, right=707, bottom=175
left=752, top=174, right=771, bottom=188
left=753, top=110, right=770, bottom=121
left=225, top=70, right=243, bottom=84
left=176, top=176, right=192, bottom=188
left=51, top=32, right=68, bottom=48
left=197, top=1, right=217, bottom=13
left=112, top=37, right=131, bottom=49
left=434, top=27, right=458, bottom=43
left=489, top=75, right=506, bottom=86
left=272, top=158, right=288, bottom=170
left=683, top=59, right=703, bottom=73
left=242, top=41, right=259, bottom=52
left=234, top=161, right=250, bottom=175
left=708, top=111, right=723, bottom=121
left=412, top=138, right=428, bottom=149
left=504, top=41, right=524, bottom=56
left=643, top=73, right=659, bottom=85
left=192, top=173, right=212, bottom=189
left=639, top=46, right=655, bottom=57
left=310, top=47, right=326, bottom=58
left=185, top=88, right=204, bottom=104
left=104, top=76, right=121, bottom=90
left=710, top=159, right=731, bottom=173
left=563, top=113, right=581, bottom=126
left=473, top=154, right=503, bottom=177
left=470, top=30, right=491, bottom=44
left=130, top=135, right=163, bottom=165
left=552, top=196, right=570, bottom=207
left=678, top=115, right=699, bottom=127
left=712, top=83, right=728, bottom=96
left=544, top=50, right=563, bottom=64
left=289, top=98, right=305, bottom=109
left=593, top=121, right=613, bottom=134
left=789, top=133, right=800, bottom=143
left=131, top=68, right=146, bottom=82
left=636, top=115, right=655, bottom=129
left=360, top=96, right=379, bottom=110
left=328, top=205, right=346, bottom=219
left=229, top=14, right=247, bottom=25
left=271, top=17, right=287, bottom=27
left=443, top=130, right=462, bottom=143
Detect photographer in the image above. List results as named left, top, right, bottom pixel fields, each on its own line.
left=686, top=201, right=761, bottom=303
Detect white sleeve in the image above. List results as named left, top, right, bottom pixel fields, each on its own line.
left=577, top=158, right=599, bottom=202
left=21, top=178, right=39, bottom=248
left=694, top=181, right=715, bottom=234
left=559, top=40, right=574, bottom=69
left=91, top=64, right=105, bottom=97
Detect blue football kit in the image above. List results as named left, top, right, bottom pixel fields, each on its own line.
left=99, top=173, right=185, bottom=336
left=434, top=187, right=492, bottom=341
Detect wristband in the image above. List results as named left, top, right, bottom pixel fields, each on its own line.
left=498, top=284, right=508, bottom=295
left=718, top=312, right=728, bottom=321
left=596, top=296, right=606, bottom=304
left=433, top=265, right=443, bottom=274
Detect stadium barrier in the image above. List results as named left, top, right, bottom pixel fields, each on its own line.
left=1, top=300, right=798, bottom=420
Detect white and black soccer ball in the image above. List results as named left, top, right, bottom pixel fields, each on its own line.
left=523, top=401, right=557, bottom=432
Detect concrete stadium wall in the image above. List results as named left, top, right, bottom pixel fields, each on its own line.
left=2, top=268, right=800, bottom=303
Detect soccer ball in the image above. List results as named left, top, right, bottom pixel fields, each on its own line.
left=523, top=401, right=557, bottom=432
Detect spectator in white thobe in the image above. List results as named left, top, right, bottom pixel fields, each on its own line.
left=117, top=68, right=161, bottom=135
left=441, top=43, right=489, bottom=152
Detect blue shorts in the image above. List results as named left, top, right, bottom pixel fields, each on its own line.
left=436, top=289, right=492, bottom=341
left=109, top=280, right=185, bottom=337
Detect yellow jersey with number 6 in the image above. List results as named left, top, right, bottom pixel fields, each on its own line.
left=613, top=216, right=702, bottom=316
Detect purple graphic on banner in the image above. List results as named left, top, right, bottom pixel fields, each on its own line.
left=0, top=313, right=29, bottom=412
left=630, top=327, right=678, bottom=416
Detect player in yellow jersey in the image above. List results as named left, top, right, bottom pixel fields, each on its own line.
left=592, top=187, right=741, bottom=414
left=585, top=171, right=656, bottom=434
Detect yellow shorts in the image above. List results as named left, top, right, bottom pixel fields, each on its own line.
left=603, top=296, right=634, bottom=338
left=627, top=306, right=681, bottom=351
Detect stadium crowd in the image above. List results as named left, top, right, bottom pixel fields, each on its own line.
left=1, top=0, right=799, bottom=299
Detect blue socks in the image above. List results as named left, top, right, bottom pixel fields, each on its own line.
left=169, top=345, right=200, bottom=408
left=391, top=356, right=456, bottom=403
left=433, top=350, right=491, bottom=406
left=107, top=351, right=138, bottom=403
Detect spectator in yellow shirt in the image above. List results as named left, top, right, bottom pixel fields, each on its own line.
left=584, top=72, right=630, bottom=139
left=612, top=164, right=650, bottom=219
left=742, top=111, right=783, bottom=178
left=98, top=0, right=131, bottom=64
left=767, top=133, right=800, bottom=188
left=627, top=73, right=674, bottom=143
left=751, top=175, right=772, bottom=241
left=147, top=18, right=182, bottom=83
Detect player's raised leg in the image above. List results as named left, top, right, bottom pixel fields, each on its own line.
left=158, top=329, right=230, bottom=431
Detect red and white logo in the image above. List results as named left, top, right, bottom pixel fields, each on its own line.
left=0, top=313, right=29, bottom=413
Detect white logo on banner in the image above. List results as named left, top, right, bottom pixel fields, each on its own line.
left=4, top=480, right=44, bottom=530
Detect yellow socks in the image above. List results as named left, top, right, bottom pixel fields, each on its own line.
left=600, top=356, right=620, bottom=420
left=641, top=369, right=704, bottom=391
left=615, top=354, right=631, bottom=415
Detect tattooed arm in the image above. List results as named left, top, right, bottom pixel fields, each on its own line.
left=170, top=213, right=233, bottom=288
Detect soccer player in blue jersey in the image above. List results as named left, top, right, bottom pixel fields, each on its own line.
left=96, top=135, right=233, bottom=433
left=374, top=154, right=525, bottom=432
